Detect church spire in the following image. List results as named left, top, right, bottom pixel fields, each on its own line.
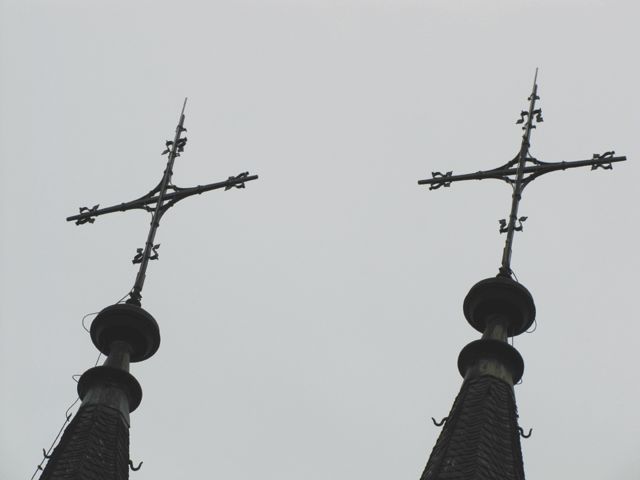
left=39, top=102, right=258, bottom=479
left=417, top=72, right=626, bottom=479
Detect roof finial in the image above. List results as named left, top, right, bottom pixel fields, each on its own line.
left=418, top=73, right=626, bottom=279
left=67, top=101, right=259, bottom=305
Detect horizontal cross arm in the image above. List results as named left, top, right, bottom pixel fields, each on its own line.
left=418, top=168, right=506, bottom=187
left=67, top=173, right=258, bottom=223
left=418, top=154, right=626, bottom=189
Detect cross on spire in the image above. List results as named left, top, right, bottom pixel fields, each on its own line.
left=67, top=99, right=258, bottom=305
left=418, top=70, right=626, bottom=278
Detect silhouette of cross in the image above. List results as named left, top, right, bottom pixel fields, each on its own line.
left=418, top=71, right=626, bottom=278
left=67, top=99, right=258, bottom=305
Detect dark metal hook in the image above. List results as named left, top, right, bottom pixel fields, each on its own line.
left=518, top=426, right=532, bottom=438
left=533, top=109, right=543, bottom=123
left=431, top=417, right=448, bottom=427
left=516, top=111, right=528, bottom=124
left=129, top=460, right=143, bottom=471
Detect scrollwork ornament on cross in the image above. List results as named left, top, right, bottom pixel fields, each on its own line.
left=591, top=151, right=615, bottom=170
left=428, top=171, right=453, bottom=190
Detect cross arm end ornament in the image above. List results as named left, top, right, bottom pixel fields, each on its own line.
left=74, top=205, right=100, bottom=225
left=590, top=151, right=619, bottom=170
left=419, top=171, right=453, bottom=190
left=225, top=171, right=251, bottom=190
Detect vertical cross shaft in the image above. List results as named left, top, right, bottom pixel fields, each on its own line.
left=500, top=70, right=539, bottom=277
left=128, top=99, right=187, bottom=305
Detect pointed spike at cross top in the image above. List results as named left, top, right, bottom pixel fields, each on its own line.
left=417, top=71, right=627, bottom=279
left=66, top=99, right=259, bottom=305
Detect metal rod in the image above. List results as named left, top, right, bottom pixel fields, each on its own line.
left=127, top=99, right=187, bottom=305
left=499, top=71, right=539, bottom=277
left=66, top=175, right=259, bottom=223
left=417, top=156, right=626, bottom=186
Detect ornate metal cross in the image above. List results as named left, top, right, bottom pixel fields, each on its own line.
left=67, top=99, right=258, bottom=305
left=418, top=70, right=626, bottom=278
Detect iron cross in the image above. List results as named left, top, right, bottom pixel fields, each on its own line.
left=67, top=99, right=258, bottom=305
left=418, top=70, right=626, bottom=278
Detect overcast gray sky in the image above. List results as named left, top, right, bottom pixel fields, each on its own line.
left=1, top=0, right=639, bottom=479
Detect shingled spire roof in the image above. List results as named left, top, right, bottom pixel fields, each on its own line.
left=419, top=277, right=532, bottom=480
left=40, top=304, right=159, bottom=480
left=422, top=375, right=524, bottom=480
left=40, top=403, right=131, bottom=479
